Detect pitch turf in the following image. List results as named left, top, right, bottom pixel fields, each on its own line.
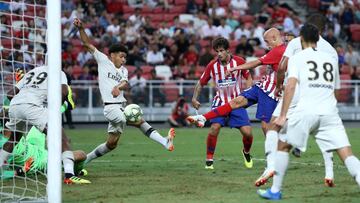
left=63, top=126, right=360, bottom=203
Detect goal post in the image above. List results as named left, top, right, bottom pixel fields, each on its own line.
left=47, top=0, right=62, bottom=202
left=0, top=0, right=62, bottom=202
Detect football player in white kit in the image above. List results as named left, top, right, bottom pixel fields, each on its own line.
left=258, top=23, right=360, bottom=200
left=255, top=14, right=337, bottom=187
left=1, top=66, right=90, bottom=184
left=73, top=18, right=175, bottom=165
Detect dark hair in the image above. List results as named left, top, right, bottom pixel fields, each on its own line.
left=109, top=44, right=128, bottom=55
left=306, top=14, right=326, bottom=33
left=212, top=37, right=229, bottom=50
left=300, top=23, right=320, bottom=44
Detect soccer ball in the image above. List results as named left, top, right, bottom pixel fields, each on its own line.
left=124, top=104, right=143, bottom=122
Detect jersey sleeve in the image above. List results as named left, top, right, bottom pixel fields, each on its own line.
left=60, top=71, right=68, bottom=85
left=287, top=56, right=300, bottom=80
left=120, top=68, right=129, bottom=82
left=92, top=48, right=108, bottom=65
left=258, top=48, right=282, bottom=68
left=199, top=64, right=212, bottom=86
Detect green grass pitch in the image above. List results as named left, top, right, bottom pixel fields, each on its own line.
left=63, top=126, right=360, bottom=203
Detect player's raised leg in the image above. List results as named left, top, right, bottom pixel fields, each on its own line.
left=128, top=119, right=176, bottom=151
left=239, top=126, right=253, bottom=168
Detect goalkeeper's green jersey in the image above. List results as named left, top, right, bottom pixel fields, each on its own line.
left=0, top=127, right=47, bottom=173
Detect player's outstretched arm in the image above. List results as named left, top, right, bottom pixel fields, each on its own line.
left=276, top=56, right=288, bottom=96
left=226, top=59, right=262, bottom=75
left=73, top=18, right=96, bottom=54
left=191, top=82, right=202, bottom=110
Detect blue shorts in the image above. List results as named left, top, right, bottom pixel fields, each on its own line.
left=210, top=107, right=251, bottom=128
left=241, top=85, right=278, bottom=123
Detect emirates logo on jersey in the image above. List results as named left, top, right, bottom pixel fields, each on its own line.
left=107, top=72, right=122, bottom=83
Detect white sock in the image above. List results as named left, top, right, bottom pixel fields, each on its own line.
left=62, top=151, right=75, bottom=176
left=86, top=143, right=111, bottom=164
left=322, top=151, right=334, bottom=179
left=344, top=155, right=360, bottom=187
left=271, top=151, right=289, bottom=193
left=265, top=130, right=278, bottom=171
left=0, top=149, right=11, bottom=167
left=140, top=122, right=167, bottom=148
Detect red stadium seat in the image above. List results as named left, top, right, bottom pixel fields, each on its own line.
left=307, top=0, right=320, bottom=9
left=141, top=6, right=152, bottom=14
left=349, top=24, right=360, bottom=32
left=168, top=6, right=186, bottom=14
left=122, top=5, right=135, bottom=14
left=1, top=39, right=12, bottom=49
left=140, top=65, right=154, bottom=74
left=107, top=3, right=123, bottom=13
left=72, top=66, right=83, bottom=80
left=241, top=15, right=255, bottom=23
left=174, top=0, right=188, bottom=6
left=219, top=0, right=230, bottom=7
left=152, top=7, right=164, bottom=13
left=341, top=65, right=352, bottom=75
left=195, top=0, right=204, bottom=5
left=151, top=14, right=163, bottom=22
left=162, top=82, right=180, bottom=102
left=199, top=39, right=210, bottom=48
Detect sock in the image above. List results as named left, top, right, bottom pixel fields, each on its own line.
left=0, top=149, right=11, bottom=167
left=322, top=151, right=334, bottom=179
left=265, top=130, right=278, bottom=171
left=271, top=151, right=289, bottom=193
left=140, top=122, right=168, bottom=148
left=242, top=135, right=253, bottom=153
left=86, top=143, right=111, bottom=164
left=203, top=103, right=232, bottom=120
left=206, top=134, right=218, bottom=160
left=62, top=151, right=75, bottom=178
left=344, top=155, right=360, bottom=186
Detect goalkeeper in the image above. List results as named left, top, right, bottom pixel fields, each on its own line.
left=0, top=69, right=87, bottom=180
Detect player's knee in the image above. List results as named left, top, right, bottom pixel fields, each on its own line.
left=209, top=124, right=221, bottom=135
left=231, top=96, right=247, bottom=108
left=106, top=134, right=120, bottom=150
left=277, top=141, right=292, bottom=152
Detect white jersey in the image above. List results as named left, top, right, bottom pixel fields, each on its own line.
left=282, top=36, right=338, bottom=106
left=10, top=66, right=68, bottom=107
left=287, top=47, right=340, bottom=115
left=93, top=49, right=128, bottom=103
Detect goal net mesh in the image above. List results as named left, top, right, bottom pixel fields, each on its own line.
left=0, top=0, right=47, bottom=201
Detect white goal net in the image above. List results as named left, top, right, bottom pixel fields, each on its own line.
left=0, top=0, right=48, bottom=201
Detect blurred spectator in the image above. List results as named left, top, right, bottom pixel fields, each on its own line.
left=168, top=96, right=190, bottom=127
left=200, top=18, right=218, bottom=39
left=146, top=43, right=165, bottom=65
left=129, top=68, right=148, bottom=106
left=352, top=67, right=360, bottom=80
left=336, top=45, right=346, bottom=66
left=236, top=35, right=254, bottom=57
left=99, top=11, right=111, bottom=29
left=182, top=44, right=199, bottom=66
left=149, top=69, right=166, bottom=106
left=159, top=22, right=171, bottom=37
left=226, top=13, right=240, bottom=31
left=78, top=66, right=95, bottom=80
left=283, top=11, right=295, bottom=34
left=128, top=0, right=143, bottom=8
left=143, top=16, right=156, bottom=35
left=345, top=44, right=360, bottom=68
left=324, top=28, right=338, bottom=47
left=77, top=50, right=93, bottom=66
left=198, top=44, right=213, bottom=66
left=175, top=30, right=190, bottom=54
left=127, top=46, right=146, bottom=67
left=329, top=0, right=344, bottom=19
left=125, top=20, right=139, bottom=42
left=217, top=18, right=232, bottom=39
left=169, top=16, right=183, bottom=37
left=186, top=0, right=200, bottom=14
left=230, top=0, right=249, bottom=16
left=165, top=44, right=181, bottom=66
left=62, top=45, right=77, bottom=64
left=106, top=18, right=121, bottom=35
left=320, top=0, right=333, bottom=12
left=284, top=31, right=295, bottom=44
left=208, top=1, right=226, bottom=18
left=234, top=23, right=251, bottom=40
left=129, top=8, right=145, bottom=30
left=184, top=20, right=196, bottom=35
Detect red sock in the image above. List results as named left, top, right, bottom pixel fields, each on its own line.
left=206, top=134, right=218, bottom=160
left=242, top=135, right=253, bottom=153
left=203, top=103, right=232, bottom=120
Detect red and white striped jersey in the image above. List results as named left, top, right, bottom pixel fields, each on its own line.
left=257, top=44, right=286, bottom=99
left=200, top=55, right=250, bottom=106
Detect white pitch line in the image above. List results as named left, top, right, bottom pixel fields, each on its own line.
left=92, top=158, right=346, bottom=168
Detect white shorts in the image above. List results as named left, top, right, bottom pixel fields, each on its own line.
left=280, top=113, right=350, bottom=152
left=103, top=104, right=126, bottom=134
left=5, top=104, right=47, bottom=133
